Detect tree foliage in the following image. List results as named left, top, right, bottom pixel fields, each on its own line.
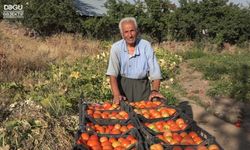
left=174, top=0, right=250, bottom=44
left=168, top=0, right=201, bottom=41
left=142, top=0, right=172, bottom=43
left=1, top=0, right=83, bottom=35
left=1, top=0, right=249, bottom=44
left=103, top=0, right=250, bottom=44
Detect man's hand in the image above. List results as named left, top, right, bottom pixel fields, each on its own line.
left=113, top=95, right=126, bottom=104
left=150, top=79, right=163, bottom=100
left=148, top=90, right=164, bottom=101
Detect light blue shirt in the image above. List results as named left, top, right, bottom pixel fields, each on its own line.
left=106, top=39, right=162, bottom=80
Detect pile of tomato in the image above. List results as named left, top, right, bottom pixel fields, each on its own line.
left=74, top=100, right=221, bottom=150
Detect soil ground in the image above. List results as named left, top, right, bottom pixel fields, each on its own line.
left=175, top=61, right=250, bottom=150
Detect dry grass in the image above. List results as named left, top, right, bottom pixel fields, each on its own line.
left=157, top=41, right=195, bottom=52
left=158, top=40, right=250, bottom=54
left=0, top=21, right=102, bottom=81
left=1, top=20, right=248, bottom=81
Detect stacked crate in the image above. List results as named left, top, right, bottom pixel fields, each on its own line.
left=74, top=98, right=222, bottom=150
left=74, top=100, right=144, bottom=150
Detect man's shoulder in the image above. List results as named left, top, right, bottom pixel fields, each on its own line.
left=112, top=39, right=124, bottom=48
left=138, top=39, right=151, bottom=46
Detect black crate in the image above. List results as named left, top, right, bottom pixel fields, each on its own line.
left=85, top=111, right=131, bottom=126
left=73, top=144, right=88, bottom=150
left=126, top=98, right=170, bottom=109
left=132, top=105, right=180, bottom=123
left=140, top=122, right=216, bottom=150
left=138, top=126, right=170, bottom=150
left=79, top=100, right=133, bottom=126
left=206, top=139, right=224, bottom=150
left=76, top=97, right=222, bottom=150
left=79, top=98, right=128, bottom=111
left=73, top=128, right=145, bottom=150
left=142, top=112, right=194, bottom=135
left=80, top=117, right=141, bottom=138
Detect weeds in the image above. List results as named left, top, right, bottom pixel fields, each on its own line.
left=189, top=52, right=250, bottom=102
left=178, top=48, right=208, bottom=60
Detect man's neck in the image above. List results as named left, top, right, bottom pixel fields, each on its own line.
left=127, top=42, right=135, bottom=48
left=127, top=43, right=135, bottom=55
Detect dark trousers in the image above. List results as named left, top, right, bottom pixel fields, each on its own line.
left=118, top=76, right=151, bottom=102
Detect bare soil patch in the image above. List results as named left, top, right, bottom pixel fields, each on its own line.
left=176, top=61, right=250, bottom=150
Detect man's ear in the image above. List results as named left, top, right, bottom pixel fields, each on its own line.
left=120, top=32, right=124, bottom=39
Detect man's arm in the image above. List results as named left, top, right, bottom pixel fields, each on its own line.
left=149, top=79, right=164, bottom=100
left=145, top=41, right=163, bottom=100
left=151, top=79, right=161, bottom=91
left=106, top=44, right=124, bottom=103
left=110, top=76, right=120, bottom=95
left=110, top=75, right=121, bottom=102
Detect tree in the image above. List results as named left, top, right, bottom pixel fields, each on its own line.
left=199, top=0, right=250, bottom=45
left=0, top=0, right=83, bottom=35
left=168, top=0, right=201, bottom=41
left=102, top=0, right=175, bottom=43
left=23, top=0, right=82, bottom=35
left=168, top=0, right=250, bottom=44
left=143, top=0, right=173, bottom=43
left=82, top=16, right=118, bottom=40
left=91, top=0, right=148, bottom=40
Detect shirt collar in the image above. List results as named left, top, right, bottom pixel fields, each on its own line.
left=123, top=38, right=140, bottom=56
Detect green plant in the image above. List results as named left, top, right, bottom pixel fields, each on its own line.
left=230, top=64, right=250, bottom=102
left=24, top=52, right=113, bottom=116
left=207, top=78, right=233, bottom=97
left=155, top=47, right=183, bottom=80
left=160, top=89, right=177, bottom=105
left=178, top=48, right=207, bottom=60
left=1, top=43, right=181, bottom=118
left=191, top=52, right=250, bottom=102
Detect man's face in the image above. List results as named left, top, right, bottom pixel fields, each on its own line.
left=121, top=21, right=137, bottom=45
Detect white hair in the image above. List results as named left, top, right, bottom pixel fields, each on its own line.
left=119, top=17, right=138, bottom=34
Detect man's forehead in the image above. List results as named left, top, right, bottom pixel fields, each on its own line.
left=122, top=21, right=135, bottom=27
left=122, top=22, right=136, bottom=30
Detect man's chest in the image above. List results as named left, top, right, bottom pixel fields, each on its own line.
left=119, top=52, right=147, bottom=69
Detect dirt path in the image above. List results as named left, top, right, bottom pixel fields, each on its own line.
left=175, top=61, right=250, bottom=150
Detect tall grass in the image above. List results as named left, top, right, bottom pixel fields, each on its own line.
left=0, top=21, right=104, bottom=82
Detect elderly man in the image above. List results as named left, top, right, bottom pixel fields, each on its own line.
left=106, top=17, right=163, bottom=103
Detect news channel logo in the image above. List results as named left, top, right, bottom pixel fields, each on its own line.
left=3, top=4, right=24, bottom=19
